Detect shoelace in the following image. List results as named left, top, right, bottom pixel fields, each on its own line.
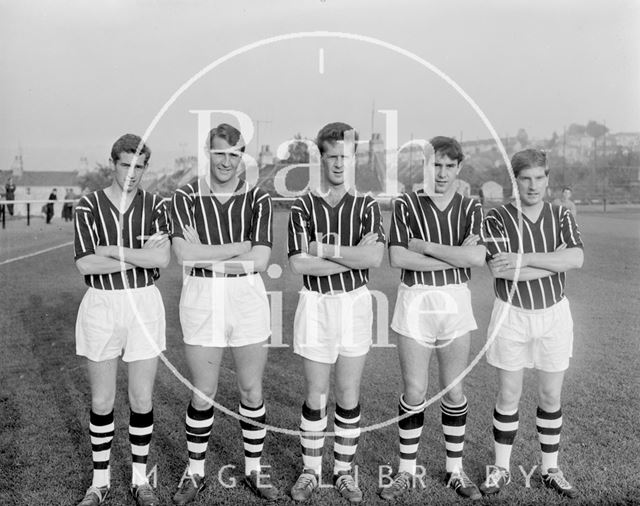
left=85, top=486, right=107, bottom=502
left=337, top=475, right=358, bottom=493
left=548, top=471, right=571, bottom=489
left=135, top=484, right=156, bottom=500
left=454, top=470, right=474, bottom=488
left=485, top=469, right=508, bottom=488
left=392, top=472, right=412, bottom=491
left=297, top=474, right=317, bottom=490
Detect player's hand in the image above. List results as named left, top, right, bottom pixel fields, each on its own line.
left=358, top=232, right=378, bottom=247
left=183, top=225, right=201, bottom=244
left=555, top=242, right=567, bottom=251
left=490, top=252, right=525, bottom=271
left=462, top=234, right=480, bottom=247
left=140, top=232, right=169, bottom=249
left=408, top=238, right=427, bottom=254
left=308, top=241, right=318, bottom=256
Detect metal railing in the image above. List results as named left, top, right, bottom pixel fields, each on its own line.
left=0, top=199, right=79, bottom=229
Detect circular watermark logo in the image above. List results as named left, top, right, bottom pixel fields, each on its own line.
left=116, top=31, right=522, bottom=437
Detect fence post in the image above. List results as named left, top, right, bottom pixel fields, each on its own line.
left=27, top=203, right=30, bottom=226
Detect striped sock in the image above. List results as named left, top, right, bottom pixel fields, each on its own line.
left=536, top=407, right=562, bottom=474
left=239, top=402, right=267, bottom=475
left=130, top=409, right=153, bottom=486
left=89, top=410, right=114, bottom=488
left=398, top=395, right=427, bottom=474
left=300, top=402, right=327, bottom=475
left=493, top=407, right=519, bottom=470
left=441, top=398, right=468, bottom=473
left=185, top=403, right=214, bottom=477
left=333, top=404, right=361, bottom=476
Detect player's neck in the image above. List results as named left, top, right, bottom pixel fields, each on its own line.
left=317, top=183, right=347, bottom=205
left=104, top=183, right=136, bottom=210
left=209, top=175, right=240, bottom=197
left=430, top=186, right=456, bottom=210
left=521, top=200, right=544, bottom=220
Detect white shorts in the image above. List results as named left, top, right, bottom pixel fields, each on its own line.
left=293, top=286, right=373, bottom=364
left=391, top=282, right=477, bottom=345
left=179, top=274, right=271, bottom=347
left=76, top=285, right=166, bottom=362
left=486, top=298, right=574, bottom=372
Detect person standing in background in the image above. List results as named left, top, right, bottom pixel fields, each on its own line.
left=5, top=177, right=16, bottom=216
left=46, top=188, right=57, bottom=224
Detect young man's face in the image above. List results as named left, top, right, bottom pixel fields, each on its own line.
left=562, top=189, right=572, bottom=200
left=208, top=136, right=243, bottom=186
left=515, top=165, right=549, bottom=207
left=433, top=153, right=461, bottom=195
left=321, top=141, right=355, bottom=188
left=111, top=152, right=148, bottom=193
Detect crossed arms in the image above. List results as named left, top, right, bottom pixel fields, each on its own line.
left=389, top=234, right=486, bottom=271
left=488, top=244, right=584, bottom=280
left=289, top=232, right=384, bottom=276
left=75, top=232, right=171, bottom=275
left=172, top=225, right=271, bottom=274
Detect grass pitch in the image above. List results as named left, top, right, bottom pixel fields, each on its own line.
left=1, top=210, right=639, bottom=505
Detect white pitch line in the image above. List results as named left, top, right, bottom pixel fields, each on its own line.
left=0, top=240, right=73, bottom=266
left=318, top=47, right=324, bottom=74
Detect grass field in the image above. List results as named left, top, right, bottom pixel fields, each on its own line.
left=1, top=210, right=639, bottom=505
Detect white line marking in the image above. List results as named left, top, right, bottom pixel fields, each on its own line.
left=0, top=241, right=73, bottom=266
left=319, top=47, right=324, bottom=74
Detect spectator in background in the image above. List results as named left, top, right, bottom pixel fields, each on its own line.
left=553, top=187, right=577, bottom=217
left=46, top=188, right=57, bottom=224
left=63, top=188, right=75, bottom=222
left=5, top=177, right=16, bottom=216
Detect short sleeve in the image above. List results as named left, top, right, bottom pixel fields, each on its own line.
left=152, top=197, right=170, bottom=235
left=288, top=197, right=310, bottom=257
left=482, top=209, right=508, bottom=259
left=362, top=197, right=386, bottom=244
left=388, top=195, right=411, bottom=248
left=170, top=187, right=194, bottom=240
left=559, top=207, right=583, bottom=249
left=464, top=199, right=485, bottom=245
left=73, top=195, right=97, bottom=260
left=250, top=190, right=273, bottom=247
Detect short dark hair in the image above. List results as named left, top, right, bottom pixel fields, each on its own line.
left=206, top=123, right=245, bottom=152
left=316, top=122, right=359, bottom=155
left=111, top=134, right=151, bottom=164
left=430, top=136, right=464, bottom=163
left=510, top=149, right=548, bottom=177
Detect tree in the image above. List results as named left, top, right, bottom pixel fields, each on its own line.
left=77, top=163, right=112, bottom=192
left=585, top=120, right=609, bottom=139
left=287, top=133, right=310, bottom=164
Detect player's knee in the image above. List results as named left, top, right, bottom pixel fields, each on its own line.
left=335, top=386, right=360, bottom=410
left=403, top=380, right=428, bottom=405
left=443, top=388, right=465, bottom=406
left=497, top=387, right=521, bottom=411
left=238, top=385, right=263, bottom=407
left=92, top=396, right=115, bottom=415
left=129, top=390, right=153, bottom=413
left=538, top=388, right=562, bottom=411
left=190, top=386, right=217, bottom=410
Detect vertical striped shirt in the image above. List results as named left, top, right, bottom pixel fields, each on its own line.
left=483, top=202, right=583, bottom=310
left=74, top=189, right=169, bottom=290
left=287, top=191, right=386, bottom=294
left=171, top=178, right=272, bottom=277
left=388, top=190, right=484, bottom=286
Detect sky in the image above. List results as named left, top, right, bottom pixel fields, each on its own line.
left=1, top=0, right=639, bottom=173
